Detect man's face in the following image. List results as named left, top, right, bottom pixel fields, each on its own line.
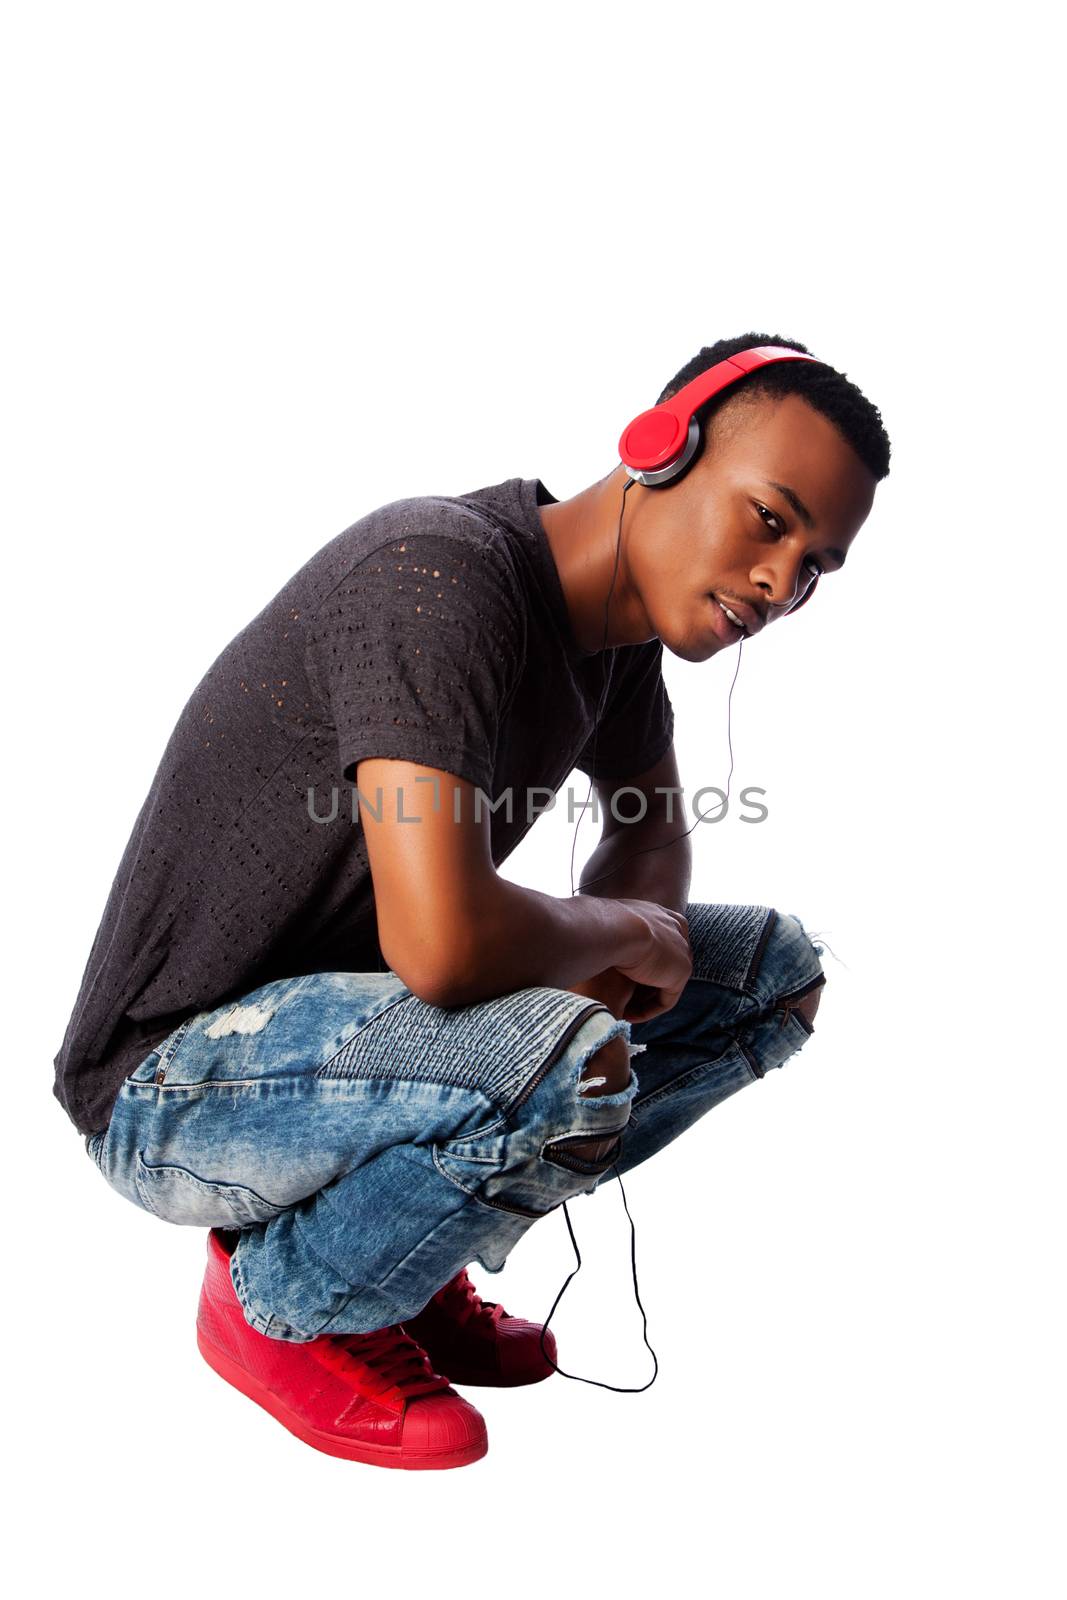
left=628, top=392, right=878, bottom=663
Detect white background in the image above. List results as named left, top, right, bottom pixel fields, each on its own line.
left=4, top=2, right=1063, bottom=1596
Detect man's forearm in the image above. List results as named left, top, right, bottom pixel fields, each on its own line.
left=570, top=814, right=692, bottom=1018
left=432, top=877, right=651, bottom=1008
left=577, top=812, right=693, bottom=917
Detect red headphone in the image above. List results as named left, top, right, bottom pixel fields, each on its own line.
left=617, top=343, right=822, bottom=613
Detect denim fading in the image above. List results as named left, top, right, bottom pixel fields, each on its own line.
left=85, top=902, right=825, bottom=1342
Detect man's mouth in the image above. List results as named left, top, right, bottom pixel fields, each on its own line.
left=708, top=593, right=766, bottom=637
left=705, top=594, right=745, bottom=645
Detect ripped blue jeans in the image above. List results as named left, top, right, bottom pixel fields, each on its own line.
left=85, top=902, right=825, bottom=1341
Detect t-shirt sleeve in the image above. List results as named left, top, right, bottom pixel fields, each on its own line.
left=575, top=638, right=675, bottom=781
left=305, top=531, right=525, bottom=793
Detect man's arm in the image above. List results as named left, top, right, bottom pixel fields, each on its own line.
left=577, top=740, right=692, bottom=916
left=570, top=741, right=693, bottom=1019
left=356, top=757, right=655, bottom=1007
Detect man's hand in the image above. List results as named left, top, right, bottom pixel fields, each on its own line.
left=570, top=967, right=641, bottom=1021
left=571, top=968, right=673, bottom=1025
left=605, top=899, right=692, bottom=1022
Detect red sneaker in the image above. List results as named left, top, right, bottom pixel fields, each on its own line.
left=401, top=1267, right=558, bottom=1388
left=195, top=1230, right=488, bottom=1469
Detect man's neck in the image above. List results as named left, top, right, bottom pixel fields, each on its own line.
left=537, top=467, right=652, bottom=654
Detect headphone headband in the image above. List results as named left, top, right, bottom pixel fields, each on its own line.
left=618, top=345, right=820, bottom=487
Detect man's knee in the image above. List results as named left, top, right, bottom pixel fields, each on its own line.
left=568, top=1033, right=632, bottom=1162
left=577, top=1032, right=632, bottom=1097
left=794, top=983, right=823, bottom=1031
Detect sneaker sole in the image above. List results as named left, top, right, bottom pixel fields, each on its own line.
left=436, top=1364, right=557, bottom=1388
left=196, top=1327, right=488, bottom=1470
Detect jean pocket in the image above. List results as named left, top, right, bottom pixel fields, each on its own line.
left=432, top=1140, right=548, bottom=1220
left=133, top=1152, right=288, bottom=1227
left=434, top=1109, right=634, bottom=1220
left=125, top=1020, right=195, bottom=1085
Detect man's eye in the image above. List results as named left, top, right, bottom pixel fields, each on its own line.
left=755, top=503, right=826, bottom=581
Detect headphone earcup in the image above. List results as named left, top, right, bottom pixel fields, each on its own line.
left=621, top=415, right=703, bottom=487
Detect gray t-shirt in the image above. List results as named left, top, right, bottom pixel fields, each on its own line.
left=54, top=476, right=675, bottom=1136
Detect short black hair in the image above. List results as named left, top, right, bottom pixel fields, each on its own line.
left=657, top=332, right=891, bottom=482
